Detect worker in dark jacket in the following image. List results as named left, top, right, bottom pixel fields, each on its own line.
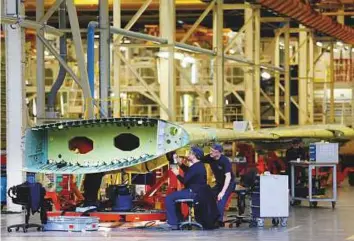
left=202, top=143, right=236, bottom=225
left=165, top=146, right=207, bottom=230
left=285, top=138, right=306, bottom=188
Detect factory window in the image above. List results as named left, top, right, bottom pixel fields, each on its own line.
left=68, top=137, right=94, bottom=154
left=114, top=133, right=140, bottom=151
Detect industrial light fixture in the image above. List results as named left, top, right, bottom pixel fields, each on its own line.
left=120, top=93, right=127, bottom=99
left=316, top=41, right=323, bottom=47
left=261, top=71, right=271, bottom=80
left=336, top=41, right=343, bottom=47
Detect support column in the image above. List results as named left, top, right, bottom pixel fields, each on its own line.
left=5, top=0, right=26, bottom=212
left=66, top=0, right=94, bottom=118
left=159, top=0, right=176, bottom=121
left=330, top=42, right=335, bottom=123
left=308, top=32, right=314, bottom=124
left=113, top=0, right=121, bottom=117
left=274, top=33, right=280, bottom=125
left=99, top=0, right=110, bottom=117
left=244, top=7, right=254, bottom=124
left=298, top=25, right=308, bottom=125
left=284, top=22, right=290, bottom=125
left=212, top=0, right=224, bottom=127
left=254, top=7, right=261, bottom=128
left=351, top=46, right=354, bottom=127
left=36, top=0, right=45, bottom=123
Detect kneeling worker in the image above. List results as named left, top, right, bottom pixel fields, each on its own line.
left=202, top=143, right=236, bottom=225
left=165, top=146, right=207, bottom=230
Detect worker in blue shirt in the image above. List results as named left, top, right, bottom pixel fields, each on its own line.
left=165, top=146, right=207, bottom=230
left=202, top=143, right=236, bottom=225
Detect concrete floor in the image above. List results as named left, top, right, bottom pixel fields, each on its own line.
left=1, top=184, right=354, bottom=241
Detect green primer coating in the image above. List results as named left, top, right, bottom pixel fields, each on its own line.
left=48, top=124, right=157, bottom=164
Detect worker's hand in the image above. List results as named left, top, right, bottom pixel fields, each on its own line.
left=171, top=166, right=179, bottom=175
left=217, top=191, right=225, bottom=201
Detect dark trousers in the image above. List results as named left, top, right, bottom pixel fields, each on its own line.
left=165, top=189, right=196, bottom=226
left=211, top=182, right=236, bottom=222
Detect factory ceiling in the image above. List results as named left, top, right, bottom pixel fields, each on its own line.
left=21, top=0, right=354, bottom=39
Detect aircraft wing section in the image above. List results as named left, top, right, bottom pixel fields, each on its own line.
left=258, top=125, right=354, bottom=140
left=183, top=126, right=277, bottom=143
left=23, top=118, right=190, bottom=174
left=23, top=117, right=354, bottom=174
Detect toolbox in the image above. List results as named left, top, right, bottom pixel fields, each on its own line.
left=44, top=216, right=100, bottom=232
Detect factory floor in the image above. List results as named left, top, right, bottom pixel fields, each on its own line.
left=1, top=183, right=354, bottom=241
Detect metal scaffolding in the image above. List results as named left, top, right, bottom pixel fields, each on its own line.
left=2, top=0, right=349, bottom=129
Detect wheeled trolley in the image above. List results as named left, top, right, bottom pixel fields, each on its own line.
left=250, top=175, right=289, bottom=227
left=44, top=216, right=100, bottom=232
left=290, top=161, right=337, bottom=209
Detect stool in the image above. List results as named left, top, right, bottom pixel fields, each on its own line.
left=175, top=199, right=203, bottom=230
left=224, top=189, right=251, bottom=228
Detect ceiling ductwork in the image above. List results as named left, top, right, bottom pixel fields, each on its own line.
left=258, top=0, right=354, bottom=44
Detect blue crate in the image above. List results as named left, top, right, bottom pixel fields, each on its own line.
left=1, top=176, right=6, bottom=203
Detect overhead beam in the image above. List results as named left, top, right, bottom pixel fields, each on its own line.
left=0, top=16, right=63, bottom=36
left=181, top=0, right=215, bottom=43
left=260, top=17, right=290, bottom=22
left=110, top=26, right=168, bottom=44
left=38, top=0, right=64, bottom=24
left=322, top=11, right=354, bottom=16
left=115, top=0, right=152, bottom=44
left=222, top=3, right=250, bottom=10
